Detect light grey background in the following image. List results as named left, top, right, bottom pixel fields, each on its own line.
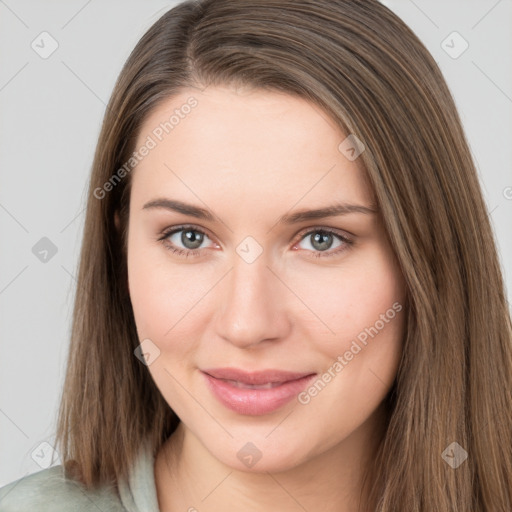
left=1, top=0, right=511, bottom=487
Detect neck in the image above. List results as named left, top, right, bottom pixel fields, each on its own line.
left=155, top=403, right=387, bottom=512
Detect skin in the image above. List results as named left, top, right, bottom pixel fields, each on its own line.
left=123, top=84, right=407, bottom=512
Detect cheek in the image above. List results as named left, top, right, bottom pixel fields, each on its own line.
left=127, top=230, right=216, bottom=348
left=293, top=246, right=406, bottom=411
left=127, top=227, right=181, bottom=341
left=297, top=279, right=405, bottom=435
left=315, top=251, right=405, bottom=400
left=338, top=257, right=405, bottom=375
left=287, top=245, right=405, bottom=347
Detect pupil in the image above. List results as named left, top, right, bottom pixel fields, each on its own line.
left=182, top=230, right=203, bottom=249
left=179, top=230, right=333, bottom=251
left=312, top=232, right=332, bottom=251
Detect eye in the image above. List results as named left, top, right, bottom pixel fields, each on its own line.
left=157, top=225, right=354, bottom=259
left=293, top=228, right=354, bottom=258
left=158, top=225, right=215, bottom=258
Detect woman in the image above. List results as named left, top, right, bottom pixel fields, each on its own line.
left=1, top=0, right=511, bottom=510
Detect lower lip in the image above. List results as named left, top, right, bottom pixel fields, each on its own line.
left=202, top=372, right=316, bottom=415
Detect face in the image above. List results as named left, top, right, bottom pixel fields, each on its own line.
left=125, top=85, right=406, bottom=473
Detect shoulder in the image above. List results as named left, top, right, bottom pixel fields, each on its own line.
left=0, top=465, right=126, bottom=512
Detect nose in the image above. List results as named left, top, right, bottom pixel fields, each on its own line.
left=214, top=255, right=291, bottom=349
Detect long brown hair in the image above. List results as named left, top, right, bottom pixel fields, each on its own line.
left=54, top=0, right=512, bottom=509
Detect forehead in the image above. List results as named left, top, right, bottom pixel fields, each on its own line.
left=131, top=85, right=373, bottom=210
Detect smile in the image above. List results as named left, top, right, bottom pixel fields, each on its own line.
left=201, top=368, right=316, bottom=415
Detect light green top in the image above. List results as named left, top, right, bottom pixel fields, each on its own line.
left=0, top=440, right=160, bottom=512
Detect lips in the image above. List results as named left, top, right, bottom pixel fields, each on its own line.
left=201, top=367, right=316, bottom=415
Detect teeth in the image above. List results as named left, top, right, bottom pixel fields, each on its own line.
left=225, top=379, right=282, bottom=389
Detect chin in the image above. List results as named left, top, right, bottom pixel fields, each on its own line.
left=206, top=436, right=313, bottom=475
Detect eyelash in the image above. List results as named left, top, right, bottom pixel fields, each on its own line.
left=157, top=224, right=354, bottom=259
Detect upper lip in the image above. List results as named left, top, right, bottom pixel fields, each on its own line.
left=201, top=368, right=315, bottom=385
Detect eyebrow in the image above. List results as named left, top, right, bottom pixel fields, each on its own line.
left=142, top=198, right=378, bottom=224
